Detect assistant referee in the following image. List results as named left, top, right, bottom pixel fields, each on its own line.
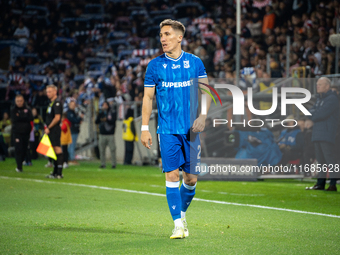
left=45, top=84, right=63, bottom=179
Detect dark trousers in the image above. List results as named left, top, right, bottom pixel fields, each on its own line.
left=314, top=142, right=339, bottom=186
left=62, top=145, right=68, bottom=164
left=124, top=141, right=134, bottom=165
left=13, top=133, right=29, bottom=170
left=25, top=142, right=32, bottom=163
left=31, top=134, right=40, bottom=159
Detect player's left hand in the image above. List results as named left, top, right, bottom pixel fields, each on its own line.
left=192, top=115, right=206, bottom=133
left=45, top=128, right=50, bottom=135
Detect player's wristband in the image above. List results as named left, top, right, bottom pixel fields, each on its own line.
left=141, top=125, right=149, bottom=131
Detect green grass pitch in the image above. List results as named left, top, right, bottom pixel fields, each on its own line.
left=1, top=158, right=340, bottom=254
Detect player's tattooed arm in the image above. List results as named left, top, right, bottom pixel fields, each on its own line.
left=141, top=87, right=155, bottom=149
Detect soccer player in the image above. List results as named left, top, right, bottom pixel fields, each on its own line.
left=141, top=19, right=211, bottom=239
left=45, top=84, right=64, bottom=179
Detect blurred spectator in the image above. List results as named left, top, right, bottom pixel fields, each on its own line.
left=0, top=112, right=11, bottom=145
left=223, top=27, right=236, bottom=56
left=213, top=43, right=226, bottom=66
left=262, top=5, right=276, bottom=34
left=258, top=72, right=275, bottom=110
left=307, top=78, right=339, bottom=191
left=13, top=20, right=30, bottom=45
left=60, top=113, right=72, bottom=169
left=247, top=10, right=262, bottom=37
left=95, top=101, right=117, bottom=168
left=274, top=1, right=290, bottom=27
left=67, top=100, right=83, bottom=164
left=122, top=108, right=138, bottom=165
left=293, top=0, right=312, bottom=16
left=200, top=48, right=214, bottom=73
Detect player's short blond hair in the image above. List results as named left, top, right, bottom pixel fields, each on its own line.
left=160, top=19, right=185, bottom=35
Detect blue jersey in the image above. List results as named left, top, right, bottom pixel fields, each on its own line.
left=144, top=51, right=207, bottom=134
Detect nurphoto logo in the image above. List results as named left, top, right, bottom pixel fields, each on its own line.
left=199, top=83, right=312, bottom=128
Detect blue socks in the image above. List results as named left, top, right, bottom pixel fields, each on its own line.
left=166, top=181, right=197, bottom=221
left=166, top=181, right=181, bottom=221
left=180, top=182, right=196, bottom=215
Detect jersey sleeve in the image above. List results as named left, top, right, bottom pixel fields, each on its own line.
left=196, top=57, right=207, bottom=79
left=54, top=101, right=62, bottom=115
left=144, top=60, right=156, bottom=87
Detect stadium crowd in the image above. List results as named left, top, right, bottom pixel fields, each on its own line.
left=0, top=0, right=339, bottom=175
left=1, top=0, right=339, bottom=107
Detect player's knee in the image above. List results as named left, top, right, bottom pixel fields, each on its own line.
left=185, top=178, right=197, bottom=186
left=165, top=170, right=179, bottom=182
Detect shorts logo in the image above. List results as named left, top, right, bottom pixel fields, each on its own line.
left=163, top=64, right=167, bottom=69
left=184, top=61, right=190, bottom=68
left=172, top=205, right=176, bottom=210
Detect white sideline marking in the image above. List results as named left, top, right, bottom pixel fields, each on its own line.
left=1, top=176, right=340, bottom=219
left=218, top=192, right=265, bottom=197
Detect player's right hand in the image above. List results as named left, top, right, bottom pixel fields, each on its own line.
left=141, top=131, right=152, bottom=149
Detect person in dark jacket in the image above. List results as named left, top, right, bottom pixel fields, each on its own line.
left=66, top=100, right=83, bottom=164
left=11, top=94, right=33, bottom=172
left=95, top=101, right=117, bottom=168
left=306, top=77, right=339, bottom=191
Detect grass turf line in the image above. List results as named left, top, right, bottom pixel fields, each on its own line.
left=0, top=158, right=340, bottom=254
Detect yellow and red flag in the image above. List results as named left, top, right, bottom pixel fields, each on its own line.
left=36, top=134, right=57, bottom=160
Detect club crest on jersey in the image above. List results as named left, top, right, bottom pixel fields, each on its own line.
left=163, top=64, right=167, bottom=69
left=184, top=60, right=190, bottom=68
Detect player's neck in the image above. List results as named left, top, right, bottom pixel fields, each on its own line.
left=50, top=95, right=57, bottom=102
left=165, top=47, right=182, bottom=60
